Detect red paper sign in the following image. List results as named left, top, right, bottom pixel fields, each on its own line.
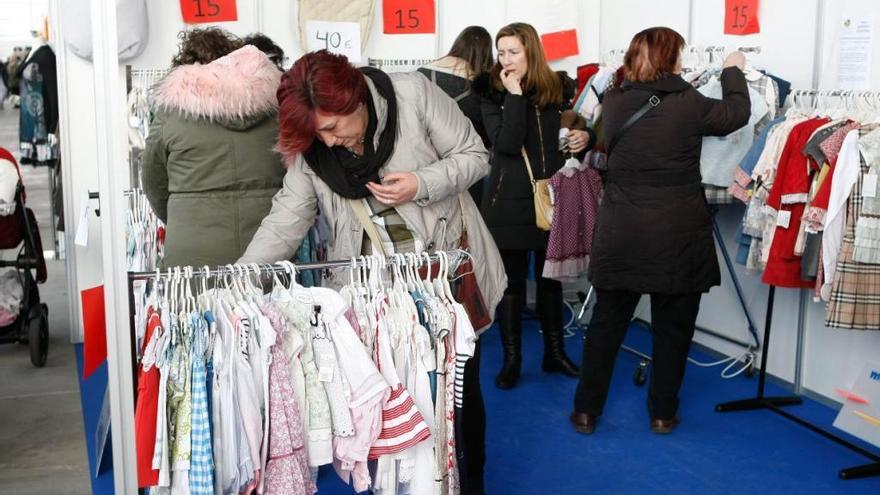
left=541, top=29, right=580, bottom=61
left=383, top=0, right=435, bottom=34
left=180, top=0, right=238, bottom=24
left=81, top=285, right=106, bottom=380
left=724, top=0, right=760, bottom=35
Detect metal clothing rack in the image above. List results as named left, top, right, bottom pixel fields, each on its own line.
left=716, top=286, right=880, bottom=480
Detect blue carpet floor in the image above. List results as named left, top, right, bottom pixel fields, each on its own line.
left=78, top=318, right=880, bottom=494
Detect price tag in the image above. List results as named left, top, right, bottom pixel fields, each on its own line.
left=776, top=209, right=791, bottom=229
left=383, top=0, right=436, bottom=34
left=318, top=361, right=334, bottom=382
left=864, top=174, right=878, bottom=198
left=179, top=0, right=238, bottom=24
left=74, top=191, right=90, bottom=247
left=724, top=0, right=760, bottom=35
left=305, top=20, right=362, bottom=63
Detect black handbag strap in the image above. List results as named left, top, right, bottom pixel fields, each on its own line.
left=606, top=93, right=668, bottom=156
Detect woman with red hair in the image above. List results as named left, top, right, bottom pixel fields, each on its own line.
left=239, top=50, right=506, bottom=494
left=571, top=27, right=750, bottom=435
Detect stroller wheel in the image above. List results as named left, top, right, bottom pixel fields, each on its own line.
left=28, top=304, right=48, bottom=367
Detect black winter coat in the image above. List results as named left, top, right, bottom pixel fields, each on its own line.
left=475, top=72, right=595, bottom=250
left=588, top=67, right=750, bottom=294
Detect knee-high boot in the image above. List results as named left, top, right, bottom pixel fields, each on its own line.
left=495, top=294, right=523, bottom=390
left=539, top=291, right=580, bottom=377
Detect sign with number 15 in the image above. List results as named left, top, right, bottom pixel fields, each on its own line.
left=180, top=0, right=238, bottom=24
left=383, top=0, right=435, bottom=34
left=724, top=0, right=760, bottom=35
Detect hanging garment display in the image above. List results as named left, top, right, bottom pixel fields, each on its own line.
left=17, top=44, right=58, bottom=165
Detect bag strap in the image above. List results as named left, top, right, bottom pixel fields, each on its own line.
left=521, top=147, right=536, bottom=185
left=348, top=199, right=387, bottom=256
left=606, top=93, right=668, bottom=156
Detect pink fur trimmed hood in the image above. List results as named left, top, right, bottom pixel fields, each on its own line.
left=153, top=45, right=281, bottom=122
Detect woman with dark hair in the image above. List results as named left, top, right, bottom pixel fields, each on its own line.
left=420, top=26, right=494, bottom=204
left=239, top=50, right=506, bottom=495
left=142, top=28, right=284, bottom=267
left=571, top=27, right=749, bottom=435
left=474, top=22, right=594, bottom=390
left=243, top=32, right=286, bottom=70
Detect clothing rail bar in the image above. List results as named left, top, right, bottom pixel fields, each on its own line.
left=126, top=250, right=467, bottom=282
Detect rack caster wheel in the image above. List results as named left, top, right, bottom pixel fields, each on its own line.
left=633, top=361, right=649, bottom=387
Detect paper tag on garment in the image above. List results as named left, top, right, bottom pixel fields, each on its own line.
left=318, top=364, right=334, bottom=383
left=74, top=191, right=90, bottom=247
left=776, top=210, right=792, bottom=229
left=863, top=174, right=878, bottom=198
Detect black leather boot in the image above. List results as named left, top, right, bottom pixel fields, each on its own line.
left=540, top=291, right=580, bottom=377
left=495, top=294, right=523, bottom=389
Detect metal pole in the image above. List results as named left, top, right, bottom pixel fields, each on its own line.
left=757, top=286, right=776, bottom=399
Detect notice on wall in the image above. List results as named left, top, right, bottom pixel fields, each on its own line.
left=837, top=16, right=874, bottom=90
left=305, top=20, right=362, bottom=63
left=179, top=0, right=238, bottom=24
left=833, top=362, right=880, bottom=448
left=383, top=0, right=436, bottom=34
left=541, top=29, right=579, bottom=61
left=724, top=0, right=760, bottom=36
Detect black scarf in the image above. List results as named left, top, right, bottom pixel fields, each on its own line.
left=303, top=67, right=398, bottom=199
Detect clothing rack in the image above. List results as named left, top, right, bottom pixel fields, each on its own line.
left=716, top=286, right=880, bottom=480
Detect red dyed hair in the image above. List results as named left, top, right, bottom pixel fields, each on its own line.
left=623, top=27, right=685, bottom=83
left=276, top=50, right=368, bottom=158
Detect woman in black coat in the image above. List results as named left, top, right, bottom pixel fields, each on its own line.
left=571, top=27, right=750, bottom=435
left=476, top=22, right=595, bottom=390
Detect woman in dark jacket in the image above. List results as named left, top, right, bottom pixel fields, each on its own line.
left=475, top=22, right=595, bottom=390
left=571, top=27, right=750, bottom=435
left=419, top=26, right=494, bottom=204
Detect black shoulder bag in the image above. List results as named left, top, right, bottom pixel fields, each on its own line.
left=605, top=93, right=669, bottom=157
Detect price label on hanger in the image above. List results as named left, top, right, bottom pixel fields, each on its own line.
left=724, top=0, right=760, bottom=35
left=863, top=174, right=878, bottom=198
left=306, top=20, right=362, bottom=63
left=383, top=0, right=436, bottom=34
left=180, top=0, right=238, bottom=24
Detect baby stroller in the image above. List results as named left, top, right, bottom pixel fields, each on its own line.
left=0, top=147, right=48, bottom=367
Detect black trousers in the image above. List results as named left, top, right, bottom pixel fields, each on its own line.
left=456, top=339, right=485, bottom=494
left=499, top=249, right=562, bottom=308
left=574, top=289, right=702, bottom=420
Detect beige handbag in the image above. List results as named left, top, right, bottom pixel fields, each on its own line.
left=522, top=148, right=553, bottom=231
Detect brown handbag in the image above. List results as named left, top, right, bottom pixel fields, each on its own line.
left=522, top=148, right=553, bottom=231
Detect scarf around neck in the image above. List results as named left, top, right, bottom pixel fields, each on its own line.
left=303, top=67, right=398, bottom=199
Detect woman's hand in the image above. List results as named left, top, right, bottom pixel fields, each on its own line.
left=567, top=129, right=591, bottom=153
left=501, top=69, right=523, bottom=95
left=366, top=172, right=419, bottom=205
left=723, top=51, right=746, bottom=71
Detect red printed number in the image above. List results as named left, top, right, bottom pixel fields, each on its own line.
left=180, top=0, right=238, bottom=24
left=383, top=0, right=435, bottom=34
left=724, top=0, right=760, bottom=35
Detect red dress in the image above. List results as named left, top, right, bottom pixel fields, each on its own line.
left=135, top=307, right=162, bottom=487
left=762, top=118, right=830, bottom=288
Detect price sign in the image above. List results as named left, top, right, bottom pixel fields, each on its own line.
left=306, top=20, right=362, bottom=63
left=383, top=0, right=435, bottom=34
left=541, top=29, right=580, bottom=61
left=724, top=0, right=760, bottom=35
left=180, top=0, right=238, bottom=23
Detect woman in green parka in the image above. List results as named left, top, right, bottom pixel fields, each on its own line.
left=142, top=28, right=284, bottom=267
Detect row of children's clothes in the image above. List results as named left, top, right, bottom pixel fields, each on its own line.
left=728, top=107, right=880, bottom=330
left=572, top=60, right=791, bottom=204
left=126, top=188, right=165, bottom=272
left=134, top=261, right=477, bottom=494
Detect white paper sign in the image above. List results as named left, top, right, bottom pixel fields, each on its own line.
left=74, top=191, right=90, bottom=247
left=837, top=16, right=874, bottom=90
left=833, top=362, right=880, bottom=448
left=306, top=20, right=362, bottom=63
